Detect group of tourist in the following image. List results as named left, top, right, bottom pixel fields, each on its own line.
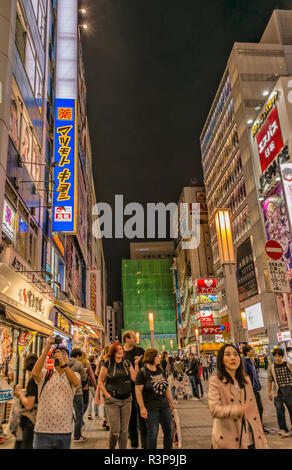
left=1, top=332, right=292, bottom=450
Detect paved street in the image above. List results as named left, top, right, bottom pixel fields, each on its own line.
left=1, top=369, right=292, bottom=450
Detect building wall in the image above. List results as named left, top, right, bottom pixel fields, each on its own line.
left=200, top=10, right=292, bottom=345
left=122, top=258, right=177, bottom=352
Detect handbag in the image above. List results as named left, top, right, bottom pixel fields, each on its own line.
left=0, top=376, right=13, bottom=403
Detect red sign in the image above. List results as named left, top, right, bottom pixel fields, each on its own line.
left=256, top=106, right=283, bottom=173
left=265, top=240, right=283, bottom=260
left=196, top=279, right=216, bottom=294
left=201, top=326, right=221, bottom=335
left=201, top=314, right=214, bottom=327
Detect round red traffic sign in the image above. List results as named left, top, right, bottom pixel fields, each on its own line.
left=265, top=240, right=283, bottom=260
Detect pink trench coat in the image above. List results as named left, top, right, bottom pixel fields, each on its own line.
left=208, top=375, right=269, bottom=449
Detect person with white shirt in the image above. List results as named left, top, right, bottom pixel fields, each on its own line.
left=31, top=336, right=80, bottom=449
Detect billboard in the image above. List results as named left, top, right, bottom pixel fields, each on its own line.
left=280, top=163, right=292, bottom=235
left=52, top=98, right=77, bottom=233
left=245, top=303, right=264, bottom=331
left=256, top=106, right=283, bottom=173
left=262, top=183, right=292, bottom=288
left=236, top=237, right=258, bottom=302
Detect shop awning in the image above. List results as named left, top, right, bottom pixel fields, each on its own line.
left=5, top=307, right=54, bottom=336
left=54, top=300, right=104, bottom=332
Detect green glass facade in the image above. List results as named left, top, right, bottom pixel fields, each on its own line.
left=122, top=259, right=178, bottom=352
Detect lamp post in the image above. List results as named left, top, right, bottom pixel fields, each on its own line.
left=148, top=312, right=155, bottom=348
left=170, top=339, right=173, bottom=355
left=215, top=209, right=248, bottom=344
left=136, top=332, right=140, bottom=345
left=195, top=328, right=200, bottom=358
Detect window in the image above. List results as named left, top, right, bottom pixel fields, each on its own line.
left=15, top=14, right=26, bottom=62
left=15, top=215, right=29, bottom=262
left=25, top=36, right=35, bottom=92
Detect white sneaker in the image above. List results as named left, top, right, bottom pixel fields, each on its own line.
left=278, top=430, right=287, bottom=436
left=73, top=436, right=87, bottom=442
left=191, top=397, right=199, bottom=401
left=280, top=431, right=291, bottom=438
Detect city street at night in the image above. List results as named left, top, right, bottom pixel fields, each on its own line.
left=2, top=0, right=292, bottom=457
left=2, top=370, right=292, bottom=450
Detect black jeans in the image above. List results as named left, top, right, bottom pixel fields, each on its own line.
left=274, top=386, right=292, bottom=432
left=146, top=407, right=173, bottom=449
left=128, top=390, right=147, bottom=448
left=83, top=389, right=89, bottom=416
left=14, top=417, right=34, bottom=449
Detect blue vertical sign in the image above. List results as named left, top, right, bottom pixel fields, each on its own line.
left=52, top=98, right=77, bottom=233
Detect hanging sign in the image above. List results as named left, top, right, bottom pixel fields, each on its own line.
left=196, top=279, right=217, bottom=294
left=256, top=106, right=283, bottom=173
left=201, top=326, right=221, bottom=335
left=52, top=98, right=78, bottom=233
left=277, top=330, right=291, bottom=342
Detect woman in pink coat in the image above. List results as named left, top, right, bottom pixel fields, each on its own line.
left=208, top=344, right=268, bottom=449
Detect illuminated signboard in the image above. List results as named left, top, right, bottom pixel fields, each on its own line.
left=256, top=106, right=284, bottom=173
left=196, top=279, right=216, bottom=294
left=52, top=98, right=77, bottom=233
left=280, top=163, right=292, bottom=236
left=2, top=199, right=16, bottom=241
left=252, top=92, right=278, bottom=137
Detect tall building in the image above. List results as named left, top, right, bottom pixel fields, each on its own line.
left=200, top=10, right=292, bottom=355
left=173, top=187, right=217, bottom=352
left=122, top=242, right=177, bottom=352
left=0, top=1, right=106, bottom=391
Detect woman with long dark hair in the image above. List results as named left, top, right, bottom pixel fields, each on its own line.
left=208, top=344, right=268, bottom=449
left=98, top=342, right=139, bottom=449
left=14, top=353, right=38, bottom=449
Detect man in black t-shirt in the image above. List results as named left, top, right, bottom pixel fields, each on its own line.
left=123, top=330, right=146, bottom=448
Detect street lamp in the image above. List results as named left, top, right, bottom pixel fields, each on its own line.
left=195, top=328, right=200, bottom=358
left=215, top=209, right=247, bottom=344
left=136, top=332, right=140, bottom=344
left=148, top=312, right=155, bottom=348
left=170, top=339, right=173, bottom=354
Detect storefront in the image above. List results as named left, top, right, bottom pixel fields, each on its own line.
left=0, top=263, right=55, bottom=389
left=49, top=307, right=74, bottom=353
left=53, top=300, right=104, bottom=357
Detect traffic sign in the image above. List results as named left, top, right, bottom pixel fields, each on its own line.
left=265, top=240, right=283, bottom=260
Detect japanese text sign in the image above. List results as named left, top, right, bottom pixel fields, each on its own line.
left=256, top=106, right=283, bottom=173
left=52, top=98, right=77, bottom=233
left=196, top=279, right=216, bottom=294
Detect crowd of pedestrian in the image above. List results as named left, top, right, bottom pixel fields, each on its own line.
left=2, top=334, right=292, bottom=450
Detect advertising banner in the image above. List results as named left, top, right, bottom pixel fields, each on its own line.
left=236, top=237, right=258, bottom=302
left=200, top=312, right=214, bottom=327
left=201, top=326, right=221, bottom=335
left=280, top=163, right=292, bottom=235
left=256, top=106, right=283, bottom=173
left=0, top=327, right=12, bottom=371
left=17, top=331, right=37, bottom=357
left=52, top=98, right=77, bottom=233
left=196, top=279, right=216, bottom=294
left=2, top=199, right=16, bottom=241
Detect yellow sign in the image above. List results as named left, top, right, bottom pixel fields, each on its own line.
left=252, top=92, right=278, bottom=137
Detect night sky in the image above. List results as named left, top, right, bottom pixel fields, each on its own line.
left=82, top=0, right=289, bottom=304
